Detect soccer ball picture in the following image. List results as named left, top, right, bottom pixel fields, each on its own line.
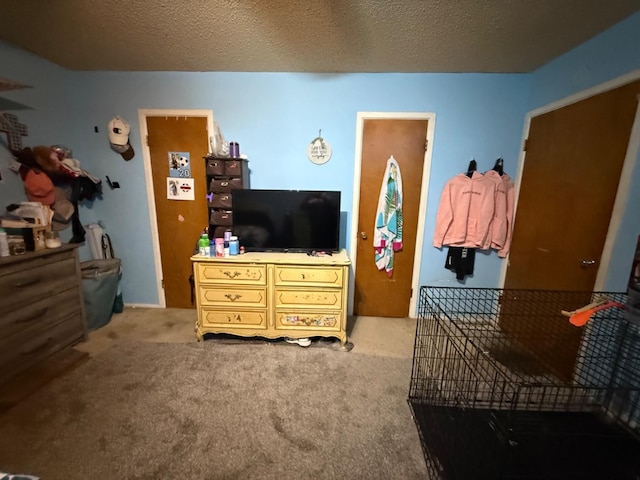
left=178, top=156, right=189, bottom=168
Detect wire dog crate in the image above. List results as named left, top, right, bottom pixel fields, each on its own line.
left=408, top=286, right=640, bottom=479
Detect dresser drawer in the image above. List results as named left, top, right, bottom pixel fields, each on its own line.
left=205, top=157, right=225, bottom=176
left=199, top=286, right=267, bottom=308
left=0, top=286, right=82, bottom=340
left=209, top=178, right=243, bottom=193
left=274, top=288, right=342, bottom=309
left=0, top=254, right=78, bottom=312
left=209, top=210, right=233, bottom=226
left=274, top=310, right=342, bottom=331
left=224, top=159, right=247, bottom=176
left=199, top=307, right=267, bottom=329
left=196, top=263, right=266, bottom=285
left=274, top=265, right=343, bottom=288
left=0, top=311, right=84, bottom=385
left=208, top=192, right=232, bottom=209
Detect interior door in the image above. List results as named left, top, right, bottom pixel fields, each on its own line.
left=505, top=79, right=640, bottom=291
left=500, top=80, right=640, bottom=380
left=354, top=119, right=428, bottom=317
left=147, top=116, right=210, bottom=308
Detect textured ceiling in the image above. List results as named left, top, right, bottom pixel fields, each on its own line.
left=0, top=0, right=639, bottom=73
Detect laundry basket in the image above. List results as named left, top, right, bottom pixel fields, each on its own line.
left=80, top=258, right=121, bottom=331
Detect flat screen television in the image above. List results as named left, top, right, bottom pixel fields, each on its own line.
left=231, top=189, right=341, bottom=253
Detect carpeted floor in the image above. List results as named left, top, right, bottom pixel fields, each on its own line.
left=0, top=340, right=428, bottom=480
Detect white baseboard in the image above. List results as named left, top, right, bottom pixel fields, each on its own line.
left=123, top=303, right=164, bottom=309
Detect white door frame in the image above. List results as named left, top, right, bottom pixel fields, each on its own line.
left=138, top=109, right=215, bottom=307
left=499, top=69, right=640, bottom=290
left=349, top=112, right=436, bottom=318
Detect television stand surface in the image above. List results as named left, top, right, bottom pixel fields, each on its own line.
left=191, top=249, right=351, bottom=347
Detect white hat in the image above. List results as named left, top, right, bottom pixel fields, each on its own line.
left=108, top=116, right=130, bottom=146
left=111, top=142, right=135, bottom=161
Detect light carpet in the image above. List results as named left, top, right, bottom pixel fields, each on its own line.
left=0, top=340, right=428, bottom=480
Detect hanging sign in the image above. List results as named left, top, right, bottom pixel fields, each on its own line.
left=307, top=130, right=332, bottom=165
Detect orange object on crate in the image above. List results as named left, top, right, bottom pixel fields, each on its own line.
left=561, top=296, right=624, bottom=327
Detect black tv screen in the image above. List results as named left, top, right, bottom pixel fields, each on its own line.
left=231, top=189, right=341, bottom=252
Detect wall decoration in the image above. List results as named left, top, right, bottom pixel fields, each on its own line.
left=167, top=177, right=195, bottom=201
left=307, top=130, right=332, bottom=165
left=0, top=112, right=28, bottom=150
left=168, top=151, right=191, bottom=178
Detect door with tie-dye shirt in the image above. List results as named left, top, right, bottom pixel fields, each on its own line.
left=354, top=117, right=429, bottom=317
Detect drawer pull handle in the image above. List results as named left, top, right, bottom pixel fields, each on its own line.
left=225, top=294, right=242, bottom=302
left=22, top=337, right=52, bottom=355
left=223, top=270, right=241, bottom=279
left=16, top=307, right=49, bottom=324
left=12, top=276, right=43, bottom=288
left=226, top=314, right=242, bottom=322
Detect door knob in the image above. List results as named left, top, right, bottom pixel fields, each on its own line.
left=580, top=259, right=597, bottom=267
left=360, top=232, right=367, bottom=240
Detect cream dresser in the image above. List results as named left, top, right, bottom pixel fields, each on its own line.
left=0, top=244, right=87, bottom=386
left=191, top=249, right=351, bottom=346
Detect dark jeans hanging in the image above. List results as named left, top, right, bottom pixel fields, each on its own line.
left=60, top=177, right=102, bottom=244
left=445, top=247, right=475, bottom=280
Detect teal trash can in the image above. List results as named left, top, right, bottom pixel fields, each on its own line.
left=81, top=258, right=121, bottom=331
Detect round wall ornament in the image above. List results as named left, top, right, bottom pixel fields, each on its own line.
left=307, top=130, right=332, bottom=165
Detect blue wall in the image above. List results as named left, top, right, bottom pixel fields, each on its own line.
left=0, top=11, right=638, bottom=305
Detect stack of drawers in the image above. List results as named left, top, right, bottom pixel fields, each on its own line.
left=196, top=261, right=268, bottom=330
left=0, top=245, right=87, bottom=386
left=273, top=264, right=345, bottom=332
left=205, top=156, right=249, bottom=238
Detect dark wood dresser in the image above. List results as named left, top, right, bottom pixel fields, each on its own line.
left=0, top=243, right=87, bottom=388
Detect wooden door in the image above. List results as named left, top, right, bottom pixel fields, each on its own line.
left=500, top=80, right=640, bottom=381
left=354, top=119, right=428, bottom=317
left=505, top=80, right=640, bottom=291
left=147, top=116, right=210, bottom=308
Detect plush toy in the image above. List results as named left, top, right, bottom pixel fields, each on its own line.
left=32, top=146, right=63, bottom=176
left=11, top=146, right=64, bottom=178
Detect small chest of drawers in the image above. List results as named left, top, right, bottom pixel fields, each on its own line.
left=192, top=250, right=350, bottom=346
left=0, top=244, right=87, bottom=386
left=204, top=156, right=249, bottom=238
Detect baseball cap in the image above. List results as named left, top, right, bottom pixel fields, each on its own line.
left=110, top=142, right=135, bottom=161
left=21, top=168, right=55, bottom=206
left=108, top=116, right=130, bottom=145
left=51, top=187, right=74, bottom=231
left=108, top=116, right=135, bottom=160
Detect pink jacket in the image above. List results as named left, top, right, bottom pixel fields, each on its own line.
left=484, top=170, right=515, bottom=256
left=433, top=171, right=500, bottom=249
left=497, top=173, right=515, bottom=258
